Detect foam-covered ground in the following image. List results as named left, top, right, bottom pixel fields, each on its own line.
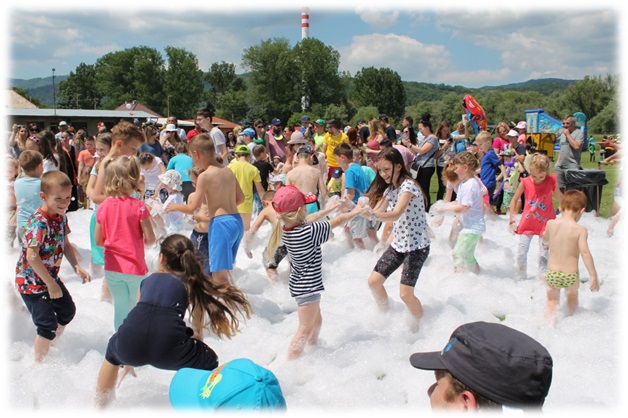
left=3, top=206, right=623, bottom=414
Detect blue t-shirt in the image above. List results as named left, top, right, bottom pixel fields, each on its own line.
left=361, top=165, right=376, bottom=186
left=480, top=149, right=501, bottom=189
left=139, top=141, right=163, bottom=158
left=14, top=176, right=42, bottom=229
left=166, top=154, right=194, bottom=182
left=345, top=163, right=370, bottom=203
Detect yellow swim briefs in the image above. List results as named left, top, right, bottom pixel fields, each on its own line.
left=545, top=270, right=579, bottom=289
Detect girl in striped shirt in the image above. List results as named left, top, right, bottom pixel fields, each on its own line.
left=267, top=185, right=365, bottom=359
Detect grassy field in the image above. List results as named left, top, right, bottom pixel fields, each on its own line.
left=426, top=151, right=621, bottom=219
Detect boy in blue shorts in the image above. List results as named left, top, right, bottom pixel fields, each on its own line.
left=167, top=132, right=245, bottom=286
left=15, top=171, right=91, bottom=363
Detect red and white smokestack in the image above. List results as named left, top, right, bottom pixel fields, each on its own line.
left=301, top=7, right=309, bottom=39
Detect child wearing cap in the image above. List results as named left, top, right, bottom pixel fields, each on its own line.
left=312, top=118, right=327, bottom=152
left=327, top=167, right=343, bottom=198
left=169, top=358, right=286, bottom=410
left=409, top=321, right=553, bottom=410
left=542, top=190, right=599, bottom=321
left=267, top=185, right=365, bottom=359
left=286, top=144, right=327, bottom=214
left=228, top=144, right=265, bottom=231
left=252, top=144, right=274, bottom=215
left=167, top=133, right=245, bottom=286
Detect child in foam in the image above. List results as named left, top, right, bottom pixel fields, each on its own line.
left=508, top=154, right=563, bottom=281
left=169, top=358, right=286, bottom=411
left=95, top=156, right=156, bottom=331
left=434, top=152, right=486, bottom=274
left=542, top=190, right=599, bottom=322
left=366, top=147, right=430, bottom=329
left=267, top=185, right=365, bottom=359
left=94, top=234, right=251, bottom=408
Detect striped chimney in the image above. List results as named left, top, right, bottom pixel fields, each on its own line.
left=301, top=7, right=309, bottom=39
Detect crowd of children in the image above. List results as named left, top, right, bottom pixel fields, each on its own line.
left=5, top=114, right=613, bottom=409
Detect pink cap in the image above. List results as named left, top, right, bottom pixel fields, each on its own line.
left=272, top=185, right=316, bottom=213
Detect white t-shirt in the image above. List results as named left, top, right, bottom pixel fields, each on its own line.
left=43, top=155, right=60, bottom=173
left=456, top=177, right=486, bottom=235
left=210, top=127, right=227, bottom=166
left=384, top=178, right=430, bottom=252
left=141, top=157, right=164, bottom=191
left=163, top=192, right=184, bottom=232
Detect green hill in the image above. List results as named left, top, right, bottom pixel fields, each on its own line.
left=10, top=75, right=575, bottom=109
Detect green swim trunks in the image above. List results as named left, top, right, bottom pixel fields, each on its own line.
left=545, top=270, right=579, bottom=289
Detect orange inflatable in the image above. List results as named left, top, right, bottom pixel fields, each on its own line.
left=462, top=94, right=488, bottom=134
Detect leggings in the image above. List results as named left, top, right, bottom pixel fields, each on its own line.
left=415, top=166, right=435, bottom=210
left=89, top=210, right=105, bottom=266
left=105, top=270, right=146, bottom=331
left=516, top=233, right=548, bottom=280
left=436, top=165, right=447, bottom=201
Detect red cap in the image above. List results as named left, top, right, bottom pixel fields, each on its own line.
left=272, top=185, right=316, bottom=213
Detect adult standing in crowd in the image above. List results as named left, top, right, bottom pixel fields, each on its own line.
left=159, top=116, right=187, bottom=143
left=434, top=120, right=458, bottom=201
left=379, top=114, right=397, bottom=142
left=357, top=119, right=370, bottom=146
left=554, top=115, right=584, bottom=193
left=265, top=118, right=287, bottom=163
left=8, top=123, right=30, bottom=158
left=403, top=113, right=439, bottom=210
left=402, top=116, right=417, bottom=146
left=139, top=124, right=163, bottom=158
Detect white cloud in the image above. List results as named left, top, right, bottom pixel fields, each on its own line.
left=339, top=33, right=452, bottom=81
left=355, top=7, right=400, bottom=29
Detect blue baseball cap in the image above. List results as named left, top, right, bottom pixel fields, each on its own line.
left=169, top=358, right=287, bottom=411
left=242, top=128, right=256, bottom=138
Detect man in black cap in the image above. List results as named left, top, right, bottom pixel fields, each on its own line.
left=300, top=115, right=314, bottom=138
left=378, top=114, right=397, bottom=142
left=356, top=119, right=369, bottom=145
left=266, top=117, right=286, bottom=163
left=410, top=321, right=553, bottom=411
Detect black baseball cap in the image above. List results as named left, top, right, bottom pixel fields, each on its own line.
left=410, top=322, right=553, bottom=408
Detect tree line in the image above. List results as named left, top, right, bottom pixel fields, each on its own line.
left=49, top=38, right=617, bottom=134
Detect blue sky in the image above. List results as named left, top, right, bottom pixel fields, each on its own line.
left=2, top=0, right=623, bottom=88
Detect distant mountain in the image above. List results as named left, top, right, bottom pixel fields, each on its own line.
left=10, top=76, right=69, bottom=107
left=479, top=78, right=577, bottom=94
left=9, top=75, right=575, bottom=109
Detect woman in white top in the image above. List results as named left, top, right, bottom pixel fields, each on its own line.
left=39, top=130, right=60, bottom=173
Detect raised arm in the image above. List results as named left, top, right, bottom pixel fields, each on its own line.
left=373, top=191, right=413, bottom=222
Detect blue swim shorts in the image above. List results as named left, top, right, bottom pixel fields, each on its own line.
left=208, top=214, right=244, bottom=273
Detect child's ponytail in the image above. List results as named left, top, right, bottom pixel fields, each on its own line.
left=160, top=234, right=251, bottom=339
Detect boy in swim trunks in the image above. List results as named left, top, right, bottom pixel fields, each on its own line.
left=542, top=190, right=599, bottom=321
left=167, top=133, right=245, bottom=286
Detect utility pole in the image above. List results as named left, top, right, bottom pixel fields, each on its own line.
left=52, top=68, right=56, bottom=115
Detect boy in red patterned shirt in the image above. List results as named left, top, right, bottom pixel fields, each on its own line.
left=15, top=171, right=91, bottom=363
